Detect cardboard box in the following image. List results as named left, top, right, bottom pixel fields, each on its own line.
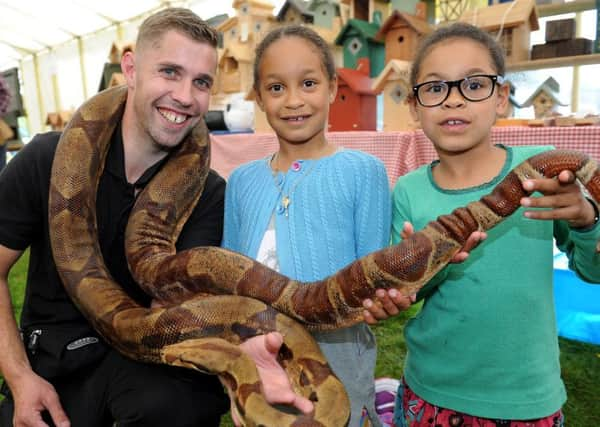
left=545, top=18, right=575, bottom=42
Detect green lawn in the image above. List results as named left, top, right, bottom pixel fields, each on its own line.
left=3, top=252, right=599, bottom=426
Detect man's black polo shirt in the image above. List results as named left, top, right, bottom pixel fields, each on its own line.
left=0, top=125, right=225, bottom=331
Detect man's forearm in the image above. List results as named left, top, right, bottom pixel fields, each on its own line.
left=0, top=278, right=33, bottom=388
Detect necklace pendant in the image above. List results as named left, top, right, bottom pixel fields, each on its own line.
left=282, top=196, right=290, bottom=217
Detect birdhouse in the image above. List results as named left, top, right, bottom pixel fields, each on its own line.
left=329, top=58, right=378, bottom=131
left=277, top=0, right=314, bottom=24
left=459, top=0, right=539, bottom=63
left=340, top=0, right=391, bottom=23
left=301, top=3, right=345, bottom=65
left=212, top=0, right=276, bottom=110
left=335, top=18, right=385, bottom=77
left=308, top=0, right=341, bottom=29
left=217, top=45, right=254, bottom=95
left=517, top=77, right=567, bottom=119
left=375, top=10, right=432, bottom=63
left=371, top=59, right=418, bottom=131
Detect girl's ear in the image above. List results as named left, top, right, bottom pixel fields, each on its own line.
left=408, top=96, right=420, bottom=123
left=495, top=82, right=510, bottom=116
left=329, top=76, right=338, bottom=104
left=121, top=51, right=136, bottom=89
left=254, top=87, right=265, bottom=112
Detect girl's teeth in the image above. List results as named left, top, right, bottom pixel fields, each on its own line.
left=447, top=120, right=463, bottom=125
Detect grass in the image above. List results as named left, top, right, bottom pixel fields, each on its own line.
left=3, top=252, right=599, bottom=426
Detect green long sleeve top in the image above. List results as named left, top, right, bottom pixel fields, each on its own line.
left=391, top=145, right=600, bottom=419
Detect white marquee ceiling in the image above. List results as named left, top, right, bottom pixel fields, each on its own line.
left=0, top=0, right=284, bottom=70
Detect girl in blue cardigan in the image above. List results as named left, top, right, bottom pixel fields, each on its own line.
left=222, top=25, right=391, bottom=426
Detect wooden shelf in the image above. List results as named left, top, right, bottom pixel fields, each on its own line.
left=537, top=0, right=596, bottom=17
left=507, top=53, right=600, bottom=71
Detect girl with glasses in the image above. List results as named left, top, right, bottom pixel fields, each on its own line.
left=370, top=22, right=599, bottom=427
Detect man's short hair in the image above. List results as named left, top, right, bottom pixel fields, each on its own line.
left=137, top=8, right=218, bottom=51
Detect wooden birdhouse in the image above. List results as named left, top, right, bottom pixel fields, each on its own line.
left=212, top=0, right=276, bottom=110
left=517, top=77, right=567, bottom=119
left=335, top=18, right=385, bottom=77
left=308, top=0, right=341, bottom=30
left=329, top=58, right=378, bottom=131
left=375, top=10, right=432, bottom=63
left=277, top=0, right=314, bottom=24
left=438, top=0, right=471, bottom=22
left=371, top=59, right=418, bottom=131
left=459, top=0, right=539, bottom=63
left=339, top=0, right=392, bottom=23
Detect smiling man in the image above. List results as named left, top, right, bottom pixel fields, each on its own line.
left=0, top=8, right=230, bottom=427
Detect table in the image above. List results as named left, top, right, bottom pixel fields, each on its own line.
left=210, top=126, right=600, bottom=185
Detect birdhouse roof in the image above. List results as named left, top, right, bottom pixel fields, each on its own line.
left=459, top=0, right=539, bottom=31
left=337, top=62, right=377, bottom=95
left=375, top=10, right=433, bottom=41
left=216, top=16, right=239, bottom=32
left=517, top=77, right=567, bottom=108
left=335, top=19, right=382, bottom=45
left=277, top=0, right=314, bottom=20
left=371, top=59, right=412, bottom=93
left=206, top=13, right=229, bottom=28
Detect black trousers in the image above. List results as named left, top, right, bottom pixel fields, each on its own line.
left=0, top=349, right=229, bottom=427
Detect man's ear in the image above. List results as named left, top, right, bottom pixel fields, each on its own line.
left=121, top=51, right=136, bottom=89
left=495, top=83, right=510, bottom=116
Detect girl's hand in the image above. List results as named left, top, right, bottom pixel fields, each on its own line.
left=521, top=170, right=597, bottom=229
left=362, top=222, right=487, bottom=324
left=402, top=221, right=487, bottom=263
left=362, top=289, right=416, bottom=324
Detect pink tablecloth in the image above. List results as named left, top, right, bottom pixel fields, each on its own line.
left=210, top=126, right=600, bottom=185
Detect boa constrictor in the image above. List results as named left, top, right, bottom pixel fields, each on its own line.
left=49, top=86, right=600, bottom=427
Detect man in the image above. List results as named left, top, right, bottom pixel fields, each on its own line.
left=0, top=8, right=311, bottom=427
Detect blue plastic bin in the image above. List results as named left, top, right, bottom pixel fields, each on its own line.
left=553, top=253, right=600, bottom=345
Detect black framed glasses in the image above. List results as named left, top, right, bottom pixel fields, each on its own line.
left=412, top=74, right=505, bottom=107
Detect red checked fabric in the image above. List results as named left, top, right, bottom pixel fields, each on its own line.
left=210, top=126, right=600, bottom=186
